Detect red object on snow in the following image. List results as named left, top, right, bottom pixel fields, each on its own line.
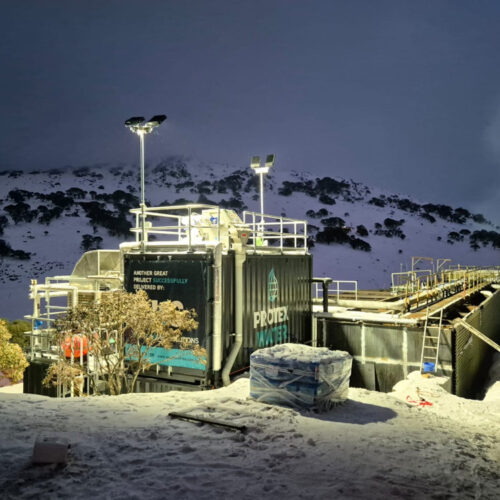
left=62, top=335, right=89, bottom=358
left=406, top=395, right=433, bottom=407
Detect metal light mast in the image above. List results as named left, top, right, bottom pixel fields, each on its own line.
left=250, top=154, right=275, bottom=231
left=125, top=114, right=167, bottom=252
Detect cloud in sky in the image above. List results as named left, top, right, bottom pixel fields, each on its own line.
left=483, top=98, right=500, bottom=161
left=2, top=1, right=500, bottom=221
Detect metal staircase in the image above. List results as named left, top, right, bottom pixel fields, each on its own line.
left=420, top=308, right=443, bottom=374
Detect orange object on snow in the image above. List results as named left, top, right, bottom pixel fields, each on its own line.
left=62, top=335, right=89, bottom=358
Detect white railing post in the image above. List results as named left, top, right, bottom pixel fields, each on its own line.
left=280, top=217, right=283, bottom=251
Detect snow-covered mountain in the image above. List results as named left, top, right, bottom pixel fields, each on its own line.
left=1, top=156, right=499, bottom=320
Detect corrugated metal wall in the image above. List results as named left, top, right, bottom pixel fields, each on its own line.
left=319, top=288, right=500, bottom=396
left=243, top=254, right=312, bottom=346
left=455, top=290, right=500, bottom=398
left=319, top=320, right=454, bottom=393
left=232, top=253, right=312, bottom=370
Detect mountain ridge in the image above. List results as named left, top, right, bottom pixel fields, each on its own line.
left=1, top=156, right=499, bottom=319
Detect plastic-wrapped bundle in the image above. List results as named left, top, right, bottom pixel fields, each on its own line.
left=250, top=343, right=352, bottom=411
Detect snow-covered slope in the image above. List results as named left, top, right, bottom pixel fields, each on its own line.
left=1, top=156, right=499, bottom=320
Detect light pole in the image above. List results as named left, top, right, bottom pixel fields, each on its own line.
left=125, top=115, right=166, bottom=252
left=250, top=155, right=275, bottom=246
left=250, top=154, right=275, bottom=216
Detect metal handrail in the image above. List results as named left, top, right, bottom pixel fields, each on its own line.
left=391, top=269, right=432, bottom=293
left=317, top=267, right=499, bottom=313
left=129, top=204, right=308, bottom=252
left=242, top=211, right=307, bottom=251
left=314, top=280, right=358, bottom=301
left=401, top=268, right=499, bottom=310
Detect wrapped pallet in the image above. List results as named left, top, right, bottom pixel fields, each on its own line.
left=250, top=343, right=352, bottom=411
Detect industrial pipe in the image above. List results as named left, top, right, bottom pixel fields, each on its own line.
left=222, top=246, right=246, bottom=386
left=314, top=311, right=420, bottom=326
left=334, top=278, right=490, bottom=312
left=212, top=244, right=223, bottom=375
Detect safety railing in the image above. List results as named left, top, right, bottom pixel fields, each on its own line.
left=402, top=267, right=500, bottom=311
left=315, top=267, right=499, bottom=313
left=26, top=274, right=121, bottom=361
left=242, top=211, right=308, bottom=252
left=128, top=204, right=308, bottom=253
left=130, top=204, right=223, bottom=246
left=314, top=279, right=358, bottom=302
left=26, top=273, right=123, bottom=397
left=391, top=269, right=432, bottom=294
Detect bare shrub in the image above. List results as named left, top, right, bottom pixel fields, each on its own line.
left=44, top=290, right=202, bottom=396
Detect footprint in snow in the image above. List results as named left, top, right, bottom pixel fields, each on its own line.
left=179, top=444, right=196, bottom=453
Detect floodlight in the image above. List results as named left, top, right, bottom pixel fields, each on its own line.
left=265, top=154, right=275, bottom=168
left=125, top=116, right=145, bottom=127
left=251, top=156, right=261, bottom=170
left=145, top=114, right=167, bottom=127
left=250, top=153, right=275, bottom=219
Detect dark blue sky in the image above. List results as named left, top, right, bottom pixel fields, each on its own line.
left=2, top=1, right=500, bottom=220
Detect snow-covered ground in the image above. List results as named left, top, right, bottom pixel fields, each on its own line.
left=1, top=354, right=499, bottom=499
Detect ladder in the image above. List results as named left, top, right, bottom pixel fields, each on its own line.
left=420, top=308, right=443, bottom=374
